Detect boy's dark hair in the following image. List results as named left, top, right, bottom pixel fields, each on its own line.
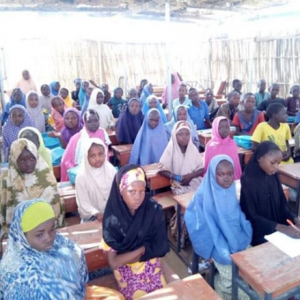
left=266, top=103, right=285, bottom=119
left=290, top=84, right=300, bottom=94
left=243, top=93, right=255, bottom=100
left=232, top=79, right=241, bottom=87
left=227, top=91, right=240, bottom=100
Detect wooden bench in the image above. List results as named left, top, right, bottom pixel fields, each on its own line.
left=111, top=144, right=132, bottom=167
left=142, top=163, right=171, bottom=193
left=152, top=191, right=176, bottom=210
left=106, top=129, right=119, bottom=146
left=140, top=274, right=221, bottom=300
left=153, top=85, right=164, bottom=98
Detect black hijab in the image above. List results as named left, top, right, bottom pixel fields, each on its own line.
left=240, top=141, right=296, bottom=246
left=103, top=164, right=169, bottom=261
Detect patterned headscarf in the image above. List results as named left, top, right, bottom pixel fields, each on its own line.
left=0, top=199, right=88, bottom=299
left=0, top=139, right=64, bottom=232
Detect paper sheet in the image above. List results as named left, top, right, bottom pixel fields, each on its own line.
left=265, top=231, right=300, bottom=258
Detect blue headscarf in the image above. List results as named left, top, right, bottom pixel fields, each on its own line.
left=129, top=108, right=168, bottom=165
left=184, top=155, right=252, bottom=265
left=164, top=105, right=200, bottom=148
left=142, top=95, right=167, bottom=123
left=2, top=88, right=26, bottom=125
left=140, top=83, right=153, bottom=107
left=0, top=199, right=88, bottom=299
left=50, top=81, right=60, bottom=96
left=78, top=81, right=89, bottom=107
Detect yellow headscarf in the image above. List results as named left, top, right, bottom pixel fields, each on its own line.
left=119, top=167, right=145, bottom=192
left=21, top=201, right=55, bottom=233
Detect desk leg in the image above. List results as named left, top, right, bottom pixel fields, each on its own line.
left=232, top=261, right=238, bottom=300
left=191, top=251, right=199, bottom=274
left=176, top=203, right=181, bottom=253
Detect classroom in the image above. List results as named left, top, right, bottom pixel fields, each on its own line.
left=1, top=0, right=300, bottom=299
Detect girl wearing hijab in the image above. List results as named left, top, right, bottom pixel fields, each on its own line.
left=241, top=141, right=300, bottom=246
left=116, top=98, right=144, bottom=144
left=140, top=83, right=153, bottom=108
left=15, top=70, right=37, bottom=95
left=25, top=91, right=45, bottom=133
left=59, top=87, right=75, bottom=108
left=60, top=109, right=111, bottom=181
left=101, top=164, right=169, bottom=300
left=18, top=127, right=52, bottom=170
left=0, top=199, right=88, bottom=299
left=2, top=105, right=33, bottom=162
left=165, top=105, right=200, bottom=148
left=138, top=79, right=148, bottom=98
left=88, top=88, right=114, bottom=130
left=2, top=88, right=26, bottom=125
left=76, top=138, right=116, bottom=222
left=0, top=139, right=64, bottom=232
left=108, top=87, right=127, bottom=118
left=142, top=95, right=167, bottom=123
left=71, top=78, right=81, bottom=103
left=161, top=72, right=182, bottom=106
left=129, top=108, right=168, bottom=166
left=160, top=121, right=203, bottom=195
left=49, top=97, right=67, bottom=132
left=49, top=81, right=60, bottom=97
left=204, top=116, right=242, bottom=179
left=78, top=81, right=89, bottom=107
left=185, top=155, right=252, bottom=300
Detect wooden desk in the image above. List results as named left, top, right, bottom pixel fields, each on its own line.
left=85, top=285, right=124, bottom=300
left=278, top=162, right=300, bottom=216
left=142, top=163, right=171, bottom=193
left=111, top=144, right=132, bottom=167
left=58, top=181, right=78, bottom=213
left=53, top=165, right=61, bottom=181
left=197, top=129, right=236, bottom=149
left=231, top=242, right=300, bottom=299
left=140, top=274, right=221, bottom=300
left=106, top=129, right=119, bottom=146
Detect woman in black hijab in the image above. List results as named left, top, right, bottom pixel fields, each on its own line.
left=102, top=164, right=169, bottom=300
left=240, top=141, right=300, bottom=246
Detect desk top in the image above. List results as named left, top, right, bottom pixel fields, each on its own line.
left=85, top=285, right=124, bottom=300
left=58, top=221, right=102, bottom=250
left=279, top=162, right=300, bottom=180
left=140, top=274, right=221, bottom=300
left=231, top=242, right=300, bottom=298
left=111, top=144, right=133, bottom=153
left=58, top=181, right=75, bottom=196
left=142, top=163, right=161, bottom=177
left=106, top=129, right=116, bottom=136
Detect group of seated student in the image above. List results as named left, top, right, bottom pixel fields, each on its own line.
left=2, top=70, right=300, bottom=299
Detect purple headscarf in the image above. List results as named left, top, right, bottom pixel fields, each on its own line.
left=2, top=105, right=34, bottom=161
left=61, top=108, right=83, bottom=145
left=116, top=98, right=144, bottom=144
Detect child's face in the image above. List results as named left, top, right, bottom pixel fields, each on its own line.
left=28, top=94, right=39, bottom=108
left=205, top=90, right=213, bottom=103
left=54, top=82, right=60, bottom=91
left=86, top=88, right=93, bottom=98
left=129, top=89, right=138, bottom=99
left=148, top=84, right=154, bottom=94
left=115, top=89, right=123, bottom=99
left=270, top=85, right=280, bottom=98
left=20, top=131, right=40, bottom=149
left=179, top=86, right=187, bottom=98
left=41, top=85, right=50, bottom=97
left=64, top=111, right=78, bottom=129
left=101, top=84, right=108, bottom=93
left=258, top=150, right=282, bottom=175
left=11, top=108, right=25, bottom=126
left=292, top=86, right=300, bottom=98
left=59, top=88, right=68, bottom=100
left=25, top=218, right=56, bottom=252
left=148, top=111, right=160, bottom=129
left=148, top=98, right=158, bottom=109
left=88, top=144, right=106, bottom=168
left=12, top=89, right=22, bottom=102
left=83, top=81, right=89, bottom=91
left=16, top=148, right=37, bottom=174
left=75, top=82, right=81, bottom=91
left=176, top=128, right=190, bottom=147
left=189, top=90, right=199, bottom=103
left=22, top=70, right=30, bottom=80
left=218, top=119, right=230, bottom=139
left=243, top=96, right=255, bottom=112
left=129, top=100, right=140, bottom=115
left=96, top=92, right=104, bottom=104
left=258, top=81, right=266, bottom=92
left=215, top=160, right=234, bottom=189
left=52, top=98, right=64, bottom=113
left=121, top=181, right=146, bottom=215
left=233, top=81, right=242, bottom=92
left=176, top=108, right=187, bottom=121
left=229, top=95, right=240, bottom=107
left=275, top=108, right=287, bottom=123
left=85, top=114, right=100, bottom=132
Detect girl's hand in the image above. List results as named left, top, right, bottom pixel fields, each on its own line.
left=282, top=150, right=291, bottom=162
left=94, top=213, right=103, bottom=222
left=180, top=174, right=192, bottom=186
left=48, top=131, right=60, bottom=138
left=277, top=224, right=300, bottom=239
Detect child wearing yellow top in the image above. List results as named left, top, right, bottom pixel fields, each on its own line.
left=252, top=103, right=293, bottom=165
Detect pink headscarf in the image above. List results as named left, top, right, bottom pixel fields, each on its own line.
left=203, top=116, right=242, bottom=179
left=161, top=72, right=182, bottom=105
